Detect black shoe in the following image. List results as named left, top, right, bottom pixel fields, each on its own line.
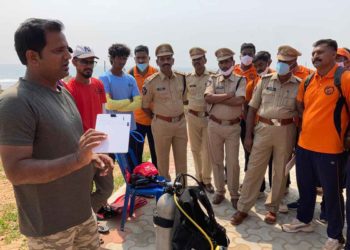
left=287, top=200, right=299, bottom=210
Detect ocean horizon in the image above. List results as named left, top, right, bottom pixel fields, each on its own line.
left=0, top=64, right=197, bottom=90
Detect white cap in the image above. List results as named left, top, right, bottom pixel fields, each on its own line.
left=72, top=45, right=99, bottom=59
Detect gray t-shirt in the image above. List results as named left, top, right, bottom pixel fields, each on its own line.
left=0, top=78, right=94, bottom=237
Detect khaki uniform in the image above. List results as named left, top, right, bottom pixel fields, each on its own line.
left=238, top=73, right=300, bottom=213
left=205, top=73, right=246, bottom=199
left=186, top=70, right=212, bottom=184
left=27, top=215, right=99, bottom=250
left=142, top=71, right=187, bottom=180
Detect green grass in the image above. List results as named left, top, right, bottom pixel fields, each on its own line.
left=0, top=204, right=22, bottom=244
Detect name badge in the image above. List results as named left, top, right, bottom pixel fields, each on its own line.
left=156, top=87, right=166, bottom=91
left=266, top=86, right=276, bottom=91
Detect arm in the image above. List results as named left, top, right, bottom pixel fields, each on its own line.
left=204, top=92, right=233, bottom=104
left=118, top=95, right=141, bottom=112
left=105, top=94, right=131, bottom=110
left=243, top=106, right=258, bottom=152
left=142, top=108, right=153, bottom=118
left=221, top=96, right=245, bottom=106
left=0, top=129, right=107, bottom=185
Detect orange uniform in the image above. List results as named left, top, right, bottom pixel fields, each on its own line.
left=297, top=65, right=350, bottom=154
left=234, top=64, right=258, bottom=83
left=131, top=66, right=158, bottom=125
left=293, top=65, right=314, bottom=80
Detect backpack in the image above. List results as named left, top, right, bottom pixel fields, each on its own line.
left=303, top=67, right=348, bottom=138
left=172, top=174, right=229, bottom=250
left=126, top=162, right=159, bottom=188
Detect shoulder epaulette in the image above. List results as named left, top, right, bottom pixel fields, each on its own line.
left=144, top=72, right=160, bottom=83
left=174, top=70, right=186, bottom=76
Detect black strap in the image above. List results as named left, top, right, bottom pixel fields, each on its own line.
left=153, top=216, right=174, bottom=228
left=129, top=67, right=135, bottom=77
left=182, top=75, right=186, bottom=96
left=236, top=76, right=244, bottom=91
left=334, top=67, right=348, bottom=113
left=303, top=73, right=315, bottom=92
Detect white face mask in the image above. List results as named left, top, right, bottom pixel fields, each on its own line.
left=258, top=67, right=269, bottom=77
left=337, top=62, right=345, bottom=67
left=220, top=66, right=234, bottom=76
left=240, top=55, right=253, bottom=66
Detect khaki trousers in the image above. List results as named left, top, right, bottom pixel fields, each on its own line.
left=208, top=120, right=241, bottom=199
left=187, top=112, right=212, bottom=184
left=151, top=116, right=188, bottom=180
left=238, top=122, right=296, bottom=213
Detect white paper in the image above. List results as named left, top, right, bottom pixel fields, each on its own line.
left=285, top=154, right=296, bottom=176
left=93, top=114, right=131, bottom=153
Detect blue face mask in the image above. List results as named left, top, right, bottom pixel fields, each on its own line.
left=137, top=63, right=148, bottom=72
left=276, top=62, right=290, bottom=76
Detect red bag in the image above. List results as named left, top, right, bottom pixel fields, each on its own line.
left=133, top=162, right=158, bottom=177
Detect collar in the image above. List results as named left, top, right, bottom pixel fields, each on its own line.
left=218, top=73, right=236, bottom=83
left=191, top=69, right=209, bottom=77
left=134, top=65, right=154, bottom=77
left=159, top=70, right=175, bottom=80
left=315, top=64, right=338, bottom=80
left=270, top=72, right=299, bottom=84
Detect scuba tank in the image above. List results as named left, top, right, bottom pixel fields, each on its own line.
left=154, top=182, right=182, bottom=250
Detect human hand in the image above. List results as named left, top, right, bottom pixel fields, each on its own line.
left=92, top=154, right=114, bottom=176
left=76, top=129, right=107, bottom=166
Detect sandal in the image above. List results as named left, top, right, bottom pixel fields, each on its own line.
left=264, top=211, right=277, bottom=224
left=98, top=224, right=110, bottom=234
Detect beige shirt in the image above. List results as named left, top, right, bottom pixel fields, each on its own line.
left=142, top=71, right=185, bottom=117
left=249, top=73, right=300, bottom=119
left=204, top=73, right=246, bottom=120
left=186, top=70, right=212, bottom=112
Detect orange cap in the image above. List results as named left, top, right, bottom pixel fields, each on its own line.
left=337, top=48, right=350, bottom=61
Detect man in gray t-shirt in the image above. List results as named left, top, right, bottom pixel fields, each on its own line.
left=0, top=18, right=113, bottom=250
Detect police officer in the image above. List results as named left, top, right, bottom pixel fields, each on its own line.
left=231, top=46, right=301, bottom=225
left=204, top=48, right=246, bottom=208
left=186, top=47, right=214, bottom=193
left=142, top=44, right=187, bottom=180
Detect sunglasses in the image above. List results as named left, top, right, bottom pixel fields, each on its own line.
left=78, top=59, right=97, bottom=66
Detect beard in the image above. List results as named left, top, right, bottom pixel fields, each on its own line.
left=81, top=71, right=93, bottom=79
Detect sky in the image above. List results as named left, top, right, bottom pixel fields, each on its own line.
left=1, top=0, right=350, bottom=71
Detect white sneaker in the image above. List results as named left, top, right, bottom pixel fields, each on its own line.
left=281, top=218, right=314, bottom=233
left=322, top=238, right=343, bottom=250
left=278, top=202, right=288, bottom=214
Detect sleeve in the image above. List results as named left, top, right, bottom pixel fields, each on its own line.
left=341, top=72, right=350, bottom=109
left=296, top=79, right=306, bottom=102
left=0, top=95, right=36, bottom=146
left=118, top=96, right=141, bottom=112
left=142, top=79, right=153, bottom=109
left=204, top=76, right=215, bottom=96
left=248, top=79, right=263, bottom=109
left=130, top=77, right=140, bottom=98
left=235, top=77, right=246, bottom=98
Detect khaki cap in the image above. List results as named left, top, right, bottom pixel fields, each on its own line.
left=189, top=47, right=206, bottom=59
left=277, top=45, right=302, bottom=61
left=155, top=43, right=174, bottom=57
left=215, top=48, right=234, bottom=61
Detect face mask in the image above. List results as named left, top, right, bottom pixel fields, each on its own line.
left=220, top=66, right=234, bottom=76
left=276, top=62, right=291, bottom=76
left=258, top=67, right=269, bottom=77
left=337, top=62, right=345, bottom=67
left=137, top=63, right=148, bottom=72
left=240, top=55, right=253, bottom=66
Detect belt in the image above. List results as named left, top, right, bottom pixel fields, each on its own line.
left=156, top=113, right=184, bottom=123
left=189, top=109, right=208, bottom=118
left=258, top=116, right=294, bottom=126
left=209, top=115, right=240, bottom=126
